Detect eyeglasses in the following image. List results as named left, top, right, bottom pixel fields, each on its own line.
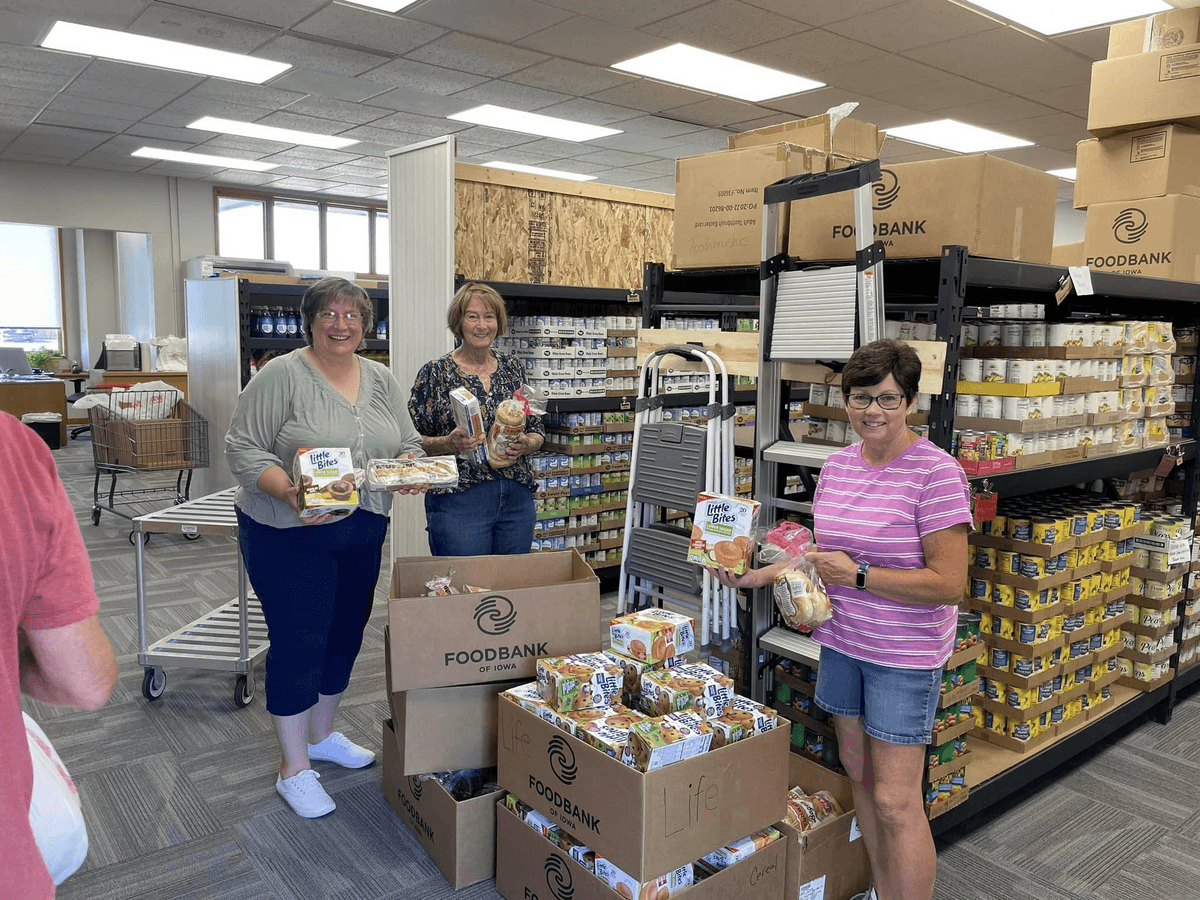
left=846, top=392, right=905, bottom=410
left=316, top=310, right=362, bottom=324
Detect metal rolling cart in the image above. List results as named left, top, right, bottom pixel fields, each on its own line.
left=133, top=486, right=267, bottom=707
left=89, top=390, right=210, bottom=543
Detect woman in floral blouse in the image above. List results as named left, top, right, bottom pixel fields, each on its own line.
left=409, top=282, right=546, bottom=555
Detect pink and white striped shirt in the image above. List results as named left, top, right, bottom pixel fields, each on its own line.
left=810, top=437, right=972, bottom=669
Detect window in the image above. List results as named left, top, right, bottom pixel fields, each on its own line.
left=0, top=222, right=62, bottom=353
left=214, top=188, right=388, bottom=275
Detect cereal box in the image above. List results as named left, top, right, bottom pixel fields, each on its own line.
left=536, top=653, right=624, bottom=713
left=622, top=710, right=713, bottom=772
left=449, top=386, right=487, bottom=464
left=293, top=447, right=358, bottom=519
left=708, top=695, right=780, bottom=748
left=639, top=662, right=735, bottom=718
left=595, top=857, right=693, bottom=900
left=686, top=492, right=761, bottom=574
left=609, top=608, right=696, bottom=664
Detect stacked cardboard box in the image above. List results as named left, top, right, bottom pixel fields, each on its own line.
left=380, top=550, right=600, bottom=888
left=1082, top=10, right=1200, bottom=281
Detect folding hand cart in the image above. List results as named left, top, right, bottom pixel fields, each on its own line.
left=618, top=345, right=737, bottom=647
left=132, top=486, right=267, bottom=708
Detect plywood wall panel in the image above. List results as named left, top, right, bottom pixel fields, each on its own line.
left=454, top=179, right=484, bottom=281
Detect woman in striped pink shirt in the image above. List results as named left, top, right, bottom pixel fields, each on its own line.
left=716, top=339, right=971, bottom=900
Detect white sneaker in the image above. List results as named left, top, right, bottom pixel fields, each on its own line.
left=276, top=769, right=336, bottom=818
left=307, top=731, right=376, bottom=768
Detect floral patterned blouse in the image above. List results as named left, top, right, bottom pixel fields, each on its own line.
left=408, top=350, right=545, bottom=493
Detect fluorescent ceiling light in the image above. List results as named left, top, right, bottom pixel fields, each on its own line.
left=189, top=116, right=358, bottom=150
left=484, top=161, right=597, bottom=182
left=884, top=119, right=1033, bottom=152
left=612, top=43, right=823, bottom=102
left=41, top=21, right=290, bottom=84
left=338, top=0, right=421, bottom=11
left=1047, top=167, right=1077, bottom=181
left=966, top=1, right=1170, bottom=36
left=132, top=147, right=278, bottom=172
left=448, top=105, right=620, bottom=142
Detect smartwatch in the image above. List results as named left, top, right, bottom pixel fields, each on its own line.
left=856, top=561, right=871, bottom=590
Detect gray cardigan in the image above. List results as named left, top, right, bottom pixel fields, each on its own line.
left=226, top=349, right=423, bottom=527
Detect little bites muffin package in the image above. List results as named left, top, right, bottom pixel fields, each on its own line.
left=594, top=857, right=693, bottom=900
left=639, top=662, right=735, bottom=718
left=536, top=653, right=623, bottom=713
left=609, top=609, right=696, bottom=664
left=686, top=492, right=761, bottom=575
left=293, top=447, right=358, bottom=518
left=601, top=649, right=678, bottom=708
left=708, top=696, right=781, bottom=748
left=622, top=710, right=713, bottom=772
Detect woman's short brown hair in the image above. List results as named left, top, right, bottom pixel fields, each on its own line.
left=841, top=338, right=921, bottom=401
left=447, top=282, right=508, bottom=341
left=300, top=277, right=374, bottom=349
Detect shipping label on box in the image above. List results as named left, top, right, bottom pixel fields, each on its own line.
left=387, top=550, right=600, bottom=692
left=788, top=154, right=1058, bottom=263
left=1085, top=194, right=1200, bottom=281
left=1108, top=10, right=1200, bottom=58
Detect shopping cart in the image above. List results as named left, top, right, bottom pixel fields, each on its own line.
left=88, top=390, right=210, bottom=543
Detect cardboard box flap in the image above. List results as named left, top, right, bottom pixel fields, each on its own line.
left=788, top=752, right=855, bottom=813
left=391, top=548, right=596, bottom=594
left=729, top=114, right=884, bottom=159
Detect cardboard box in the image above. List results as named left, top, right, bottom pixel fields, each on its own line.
left=780, top=753, right=872, bottom=900
left=1084, top=194, right=1200, bottom=281
left=381, top=719, right=504, bottom=889
left=496, top=694, right=789, bottom=880
left=495, top=802, right=788, bottom=900
left=1088, top=47, right=1200, bottom=138
left=1074, top=125, right=1200, bottom=209
left=787, top=154, right=1058, bottom=263
left=387, top=550, right=600, bottom=692
left=111, top=413, right=191, bottom=470
left=1108, top=10, right=1200, bottom=58
left=729, top=114, right=883, bottom=161
left=673, top=142, right=825, bottom=269
left=1051, top=241, right=1085, bottom=267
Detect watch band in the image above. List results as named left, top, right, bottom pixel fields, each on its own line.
left=856, top=561, right=870, bottom=590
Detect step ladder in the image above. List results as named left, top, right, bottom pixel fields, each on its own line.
left=618, top=345, right=737, bottom=647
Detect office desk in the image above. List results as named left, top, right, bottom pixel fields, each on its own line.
left=0, top=380, right=68, bottom=445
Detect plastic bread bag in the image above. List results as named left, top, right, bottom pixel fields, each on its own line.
left=772, top=556, right=832, bottom=629
left=366, top=456, right=459, bottom=491
left=486, top=385, right=547, bottom=469
left=758, top=520, right=814, bottom=565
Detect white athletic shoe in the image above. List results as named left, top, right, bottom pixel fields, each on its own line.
left=276, top=768, right=336, bottom=818
left=307, top=731, right=376, bottom=768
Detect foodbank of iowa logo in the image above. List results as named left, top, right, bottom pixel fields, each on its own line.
left=473, top=594, right=517, bottom=635
left=1113, top=208, right=1148, bottom=244
left=872, top=168, right=901, bottom=211
left=410, top=776, right=423, bottom=800
left=544, top=854, right=574, bottom=900
left=548, top=735, right=577, bottom=785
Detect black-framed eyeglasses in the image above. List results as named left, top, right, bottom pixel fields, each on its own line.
left=846, top=392, right=905, bottom=410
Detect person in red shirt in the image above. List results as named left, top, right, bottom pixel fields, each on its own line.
left=2, top=411, right=118, bottom=899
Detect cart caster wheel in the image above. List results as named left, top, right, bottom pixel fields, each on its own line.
left=129, top=531, right=150, bottom=546
left=184, top=532, right=201, bottom=541
left=235, top=674, right=255, bottom=708
left=92, top=508, right=101, bottom=526
left=142, top=667, right=165, bottom=701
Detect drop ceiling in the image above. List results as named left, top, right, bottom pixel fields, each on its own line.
left=0, top=0, right=1195, bottom=203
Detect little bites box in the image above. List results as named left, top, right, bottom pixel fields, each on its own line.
left=1084, top=195, right=1200, bottom=281
left=293, top=447, right=358, bottom=518
left=687, top=492, right=761, bottom=575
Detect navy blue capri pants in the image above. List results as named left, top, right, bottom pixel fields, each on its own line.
left=236, top=508, right=388, bottom=717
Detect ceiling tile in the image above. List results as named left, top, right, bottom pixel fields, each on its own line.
left=608, top=114, right=708, bottom=140
left=268, top=175, right=340, bottom=192
left=622, top=157, right=676, bottom=177
left=403, top=34, right=548, bottom=79
left=1051, top=28, right=1109, bottom=61
left=128, top=4, right=281, bottom=54
left=823, top=0, right=999, bottom=53
left=1028, top=81, right=1091, bottom=117
left=141, top=96, right=275, bottom=128
left=78, top=60, right=204, bottom=94
left=324, top=182, right=385, bottom=198
left=0, top=102, right=37, bottom=127
left=903, top=28, right=1093, bottom=97
left=542, top=97, right=665, bottom=127
left=138, top=160, right=224, bottom=177
left=516, top=16, right=662, bottom=67
left=365, top=109, right=464, bottom=138
left=332, top=160, right=388, bottom=176
left=451, top=125, right=539, bottom=149
left=125, top=122, right=213, bottom=144
left=252, top=34, right=391, bottom=78
left=406, top=0, right=574, bottom=41
left=97, top=133, right=197, bottom=154
left=203, top=170, right=284, bottom=186
left=282, top=95, right=393, bottom=127
left=253, top=109, right=361, bottom=139
left=269, top=69, right=393, bottom=104
left=657, top=130, right=734, bottom=155
left=157, top=0, right=326, bottom=30
left=586, top=79, right=710, bottom=115
left=988, top=145, right=1076, bottom=171
left=859, top=74, right=1008, bottom=113
left=740, top=0, right=899, bottom=27
left=0, top=44, right=89, bottom=77
left=0, top=0, right=148, bottom=29
left=504, top=59, right=635, bottom=96
left=929, top=95, right=1062, bottom=127
left=336, top=122, right=429, bottom=145
left=663, top=95, right=763, bottom=128
left=0, top=65, right=71, bottom=94
left=569, top=146, right=661, bottom=167
left=642, top=0, right=810, bottom=53
left=815, top=54, right=944, bottom=99
left=0, top=84, right=55, bottom=108
left=1, top=149, right=82, bottom=165
left=878, top=140, right=953, bottom=163
left=291, top=5, right=446, bottom=57
left=450, top=79, right=573, bottom=112
left=72, top=154, right=153, bottom=172
left=35, top=108, right=137, bottom=131
left=185, top=79, right=308, bottom=112
left=534, top=0, right=708, bottom=29
left=0, top=10, right=51, bottom=47
left=258, top=146, right=366, bottom=167
left=60, top=77, right=180, bottom=111
left=360, top=57, right=490, bottom=94
left=195, top=132, right=294, bottom=154
left=827, top=98, right=926, bottom=130
left=743, top=28, right=885, bottom=81
left=364, top=86, right=466, bottom=117
left=10, top=122, right=109, bottom=146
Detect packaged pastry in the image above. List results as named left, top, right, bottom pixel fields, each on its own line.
left=609, top=608, right=696, bottom=664
left=686, top=492, right=761, bottom=575
left=293, top=447, right=358, bottom=518
left=573, top=719, right=635, bottom=760
left=601, top=649, right=678, bottom=708
left=773, top=560, right=832, bottom=628
left=504, top=793, right=557, bottom=837
left=622, top=710, right=713, bottom=772
left=366, top=456, right=459, bottom=490
left=701, top=825, right=783, bottom=870
left=594, top=857, right=693, bottom=900
left=536, top=653, right=624, bottom=713
left=449, top=386, right=487, bottom=464
left=784, top=788, right=843, bottom=832
left=551, top=829, right=595, bottom=873
left=486, top=386, right=545, bottom=469
left=639, top=662, right=735, bottom=718
left=708, top=695, right=780, bottom=747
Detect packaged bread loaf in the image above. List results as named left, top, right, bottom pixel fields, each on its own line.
left=773, top=560, right=832, bottom=629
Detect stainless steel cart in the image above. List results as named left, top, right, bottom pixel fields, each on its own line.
left=133, top=486, right=267, bottom=707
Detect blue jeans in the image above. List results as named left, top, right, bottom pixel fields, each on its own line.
left=424, top=479, right=535, bottom=556
left=236, top=508, right=388, bottom=717
left=814, top=646, right=942, bottom=745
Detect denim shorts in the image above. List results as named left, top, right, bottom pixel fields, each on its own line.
left=813, top=646, right=942, bottom=745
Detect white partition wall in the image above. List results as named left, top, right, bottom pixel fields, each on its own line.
left=387, top=135, right=456, bottom=561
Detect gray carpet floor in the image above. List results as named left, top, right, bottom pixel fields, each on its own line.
left=22, top=437, right=1200, bottom=899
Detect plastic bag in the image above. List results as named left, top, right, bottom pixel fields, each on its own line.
left=25, top=712, right=88, bottom=885
left=150, top=335, right=188, bottom=371
left=758, top=520, right=814, bottom=565
left=486, top=384, right=547, bottom=469
left=71, top=384, right=184, bottom=420
left=772, top=557, right=832, bottom=630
